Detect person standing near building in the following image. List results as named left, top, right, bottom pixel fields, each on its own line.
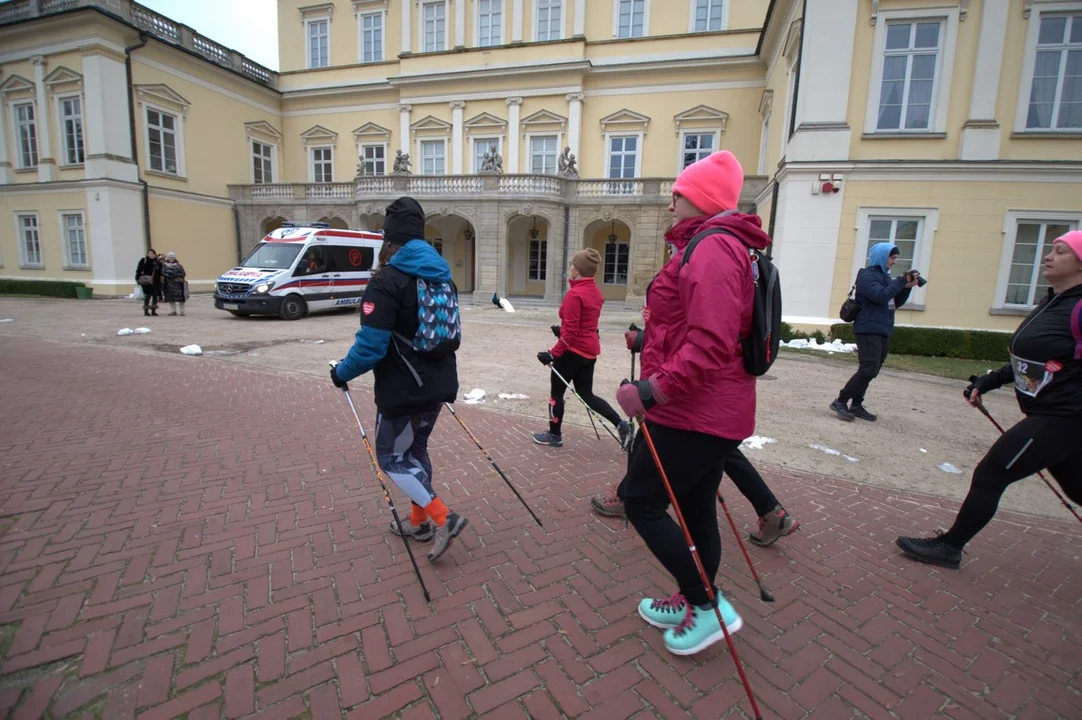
left=160, top=252, right=187, bottom=316
left=135, top=249, right=162, bottom=316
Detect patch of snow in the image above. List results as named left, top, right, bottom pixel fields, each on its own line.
left=937, top=463, right=963, bottom=475
left=920, top=448, right=928, bottom=454
left=463, top=388, right=486, bottom=404
left=179, top=344, right=203, bottom=356
left=133, top=327, right=151, bottom=334
left=809, top=443, right=858, bottom=462
left=498, top=393, right=529, bottom=400
left=741, top=436, right=777, bottom=451
left=301, top=339, right=325, bottom=344
left=117, top=328, right=134, bottom=336
left=0, top=318, right=13, bottom=323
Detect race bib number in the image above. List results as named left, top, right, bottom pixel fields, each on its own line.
left=1010, top=353, right=1057, bottom=398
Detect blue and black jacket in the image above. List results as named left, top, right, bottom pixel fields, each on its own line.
left=852, top=242, right=913, bottom=338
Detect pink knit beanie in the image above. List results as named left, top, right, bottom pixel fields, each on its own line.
left=672, top=150, right=744, bottom=216
left=1054, top=230, right=1082, bottom=262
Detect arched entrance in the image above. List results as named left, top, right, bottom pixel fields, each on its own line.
left=582, top=219, right=632, bottom=302
left=506, top=214, right=552, bottom=298
left=318, top=216, right=349, bottom=230
left=424, top=214, right=476, bottom=292
left=261, top=216, right=288, bottom=236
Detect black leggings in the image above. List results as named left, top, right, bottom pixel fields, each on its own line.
left=724, top=449, right=779, bottom=517
left=838, top=334, right=890, bottom=406
left=942, top=415, right=1082, bottom=548
left=549, top=351, right=621, bottom=435
left=618, top=422, right=741, bottom=606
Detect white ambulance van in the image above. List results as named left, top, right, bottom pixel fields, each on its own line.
left=214, top=223, right=383, bottom=320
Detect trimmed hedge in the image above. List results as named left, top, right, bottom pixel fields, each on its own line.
left=829, top=323, right=1011, bottom=362
left=0, top=279, right=88, bottom=299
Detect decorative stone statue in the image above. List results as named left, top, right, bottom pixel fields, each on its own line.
left=392, top=150, right=412, bottom=175
left=480, top=144, right=503, bottom=174
left=558, top=146, right=578, bottom=178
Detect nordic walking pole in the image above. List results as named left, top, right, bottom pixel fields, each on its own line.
left=443, top=403, right=544, bottom=528
left=331, top=363, right=432, bottom=602
left=716, top=492, right=775, bottom=602
left=627, top=323, right=641, bottom=450
left=638, top=421, right=764, bottom=720
left=547, top=363, right=625, bottom=445
left=965, top=391, right=1082, bottom=524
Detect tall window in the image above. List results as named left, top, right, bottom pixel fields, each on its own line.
left=876, top=20, right=942, bottom=131
left=530, top=135, right=558, bottom=174
left=421, top=139, right=446, bottom=174
left=252, top=141, right=273, bottom=184
left=604, top=243, right=630, bottom=285
left=681, top=133, right=714, bottom=169
left=478, top=0, right=502, bottom=47
left=311, top=147, right=333, bottom=182
left=528, top=238, right=546, bottom=281
left=14, top=102, right=37, bottom=168
left=308, top=19, right=330, bottom=68
left=694, top=0, right=724, bottom=32
left=537, top=0, right=562, bottom=41
left=431, top=239, right=444, bottom=256
left=1026, top=14, right=1082, bottom=130
left=63, top=213, right=88, bottom=268
left=607, top=135, right=638, bottom=193
left=146, top=108, right=178, bottom=174
left=60, top=97, right=84, bottom=165
left=474, top=138, right=500, bottom=172
left=18, top=214, right=42, bottom=267
left=1005, top=221, right=1073, bottom=305
left=866, top=217, right=920, bottom=276
left=360, top=144, right=385, bottom=176
left=617, top=0, right=646, bottom=39
left=423, top=2, right=447, bottom=53
left=361, top=12, right=384, bottom=63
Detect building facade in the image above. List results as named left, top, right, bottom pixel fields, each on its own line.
left=1, top=0, right=1080, bottom=329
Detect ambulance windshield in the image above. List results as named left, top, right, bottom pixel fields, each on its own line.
left=240, top=242, right=303, bottom=270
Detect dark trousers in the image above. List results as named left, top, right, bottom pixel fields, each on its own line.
left=618, top=422, right=741, bottom=606
left=549, top=351, right=621, bottom=435
left=942, top=415, right=1082, bottom=548
left=142, top=287, right=158, bottom=311
left=724, top=449, right=779, bottom=517
left=838, top=333, right=890, bottom=406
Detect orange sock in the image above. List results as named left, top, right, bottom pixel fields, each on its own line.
left=409, top=504, right=427, bottom=527
left=424, top=498, right=449, bottom=527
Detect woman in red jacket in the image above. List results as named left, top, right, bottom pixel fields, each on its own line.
left=534, top=248, right=629, bottom=448
left=614, top=150, right=768, bottom=656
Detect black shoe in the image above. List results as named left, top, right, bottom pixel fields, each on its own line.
left=144, top=309, right=150, bottom=316
left=896, top=535, right=962, bottom=569
left=533, top=431, right=563, bottom=447
left=830, top=400, right=855, bottom=422
left=151, top=308, right=158, bottom=316
left=850, top=405, right=877, bottom=422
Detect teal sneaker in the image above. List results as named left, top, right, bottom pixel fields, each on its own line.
left=663, top=597, right=743, bottom=656
left=637, top=593, right=688, bottom=629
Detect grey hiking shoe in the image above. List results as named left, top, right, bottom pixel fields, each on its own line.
left=830, top=399, right=855, bottom=421
left=428, top=513, right=468, bottom=561
left=533, top=431, right=563, bottom=447
left=590, top=489, right=625, bottom=518
left=390, top=517, right=434, bottom=542
left=748, top=506, right=799, bottom=547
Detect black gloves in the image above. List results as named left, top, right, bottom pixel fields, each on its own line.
left=551, top=325, right=561, bottom=338
left=537, top=351, right=554, bottom=366
left=965, top=372, right=1002, bottom=399
left=330, top=365, right=349, bottom=390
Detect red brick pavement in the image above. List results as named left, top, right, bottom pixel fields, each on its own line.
left=0, top=336, right=1079, bottom=719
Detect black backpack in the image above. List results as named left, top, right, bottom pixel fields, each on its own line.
left=681, top=228, right=782, bottom=376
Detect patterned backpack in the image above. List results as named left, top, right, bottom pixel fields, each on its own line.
left=395, top=278, right=462, bottom=361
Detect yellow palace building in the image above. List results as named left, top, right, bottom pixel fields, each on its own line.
left=0, top=0, right=1079, bottom=332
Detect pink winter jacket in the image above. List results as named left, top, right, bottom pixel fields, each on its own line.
left=639, top=212, right=772, bottom=441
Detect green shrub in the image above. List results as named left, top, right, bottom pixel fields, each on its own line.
left=0, top=279, right=87, bottom=299
left=811, top=330, right=827, bottom=344
left=780, top=322, right=794, bottom=342
left=829, top=323, right=1010, bottom=362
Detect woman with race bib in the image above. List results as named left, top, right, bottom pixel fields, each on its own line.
left=897, top=231, right=1082, bottom=569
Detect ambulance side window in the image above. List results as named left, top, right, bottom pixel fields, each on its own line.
left=293, top=246, right=327, bottom=276
left=326, top=245, right=374, bottom=273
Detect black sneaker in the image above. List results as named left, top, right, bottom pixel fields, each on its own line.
left=830, top=400, right=855, bottom=422
left=896, top=535, right=962, bottom=570
left=533, top=431, right=563, bottom=447
left=617, top=421, right=630, bottom=450
left=850, top=405, right=877, bottom=422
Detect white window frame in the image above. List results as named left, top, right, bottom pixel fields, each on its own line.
left=309, top=145, right=335, bottom=183
left=418, top=138, right=447, bottom=175
left=144, top=103, right=184, bottom=177
left=528, top=237, right=547, bottom=281
left=11, top=100, right=38, bottom=169
left=56, top=94, right=85, bottom=167
left=251, top=140, right=276, bottom=184
left=421, top=1, right=450, bottom=53
left=1014, top=4, right=1082, bottom=133
left=852, top=207, right=938, bottom=308
left=689, top=0, right=727, bottom=33
left=613, top=0, right=650, bottom=39
left=359, top=142, right=388, bottom=176
left=864, top=8, right=959, bottom=135
left=602, top=241, right=630, bottom=286
left=475, top=0, right=504, bottom=47
left=306, top=16, right=331, bottom=69
left=535, top=0, right=566, bottom=42
left=605, top=132, right=643, bottom=195
left=15, top=213, right=43, bottom=269
left=59, top=211, right=89, bottom=270
left=527, top=134, right=560, bottom=175
left=757, top=118, right=769, bottom=175
left=677, top=130, right=718, bottom=172
left=472, top=136, right=502, bottom=173
left=358, top=10, right=386, bottom=63
left=995, top=210, right=1082, bottom=309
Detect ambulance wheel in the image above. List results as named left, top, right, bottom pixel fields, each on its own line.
left=279, top=294, right=306, bottom=321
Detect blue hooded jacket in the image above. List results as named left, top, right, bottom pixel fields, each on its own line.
left=852, top=242, right=912, bottom=337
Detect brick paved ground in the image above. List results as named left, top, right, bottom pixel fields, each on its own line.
left=0, top=336, right=1079, bottom=720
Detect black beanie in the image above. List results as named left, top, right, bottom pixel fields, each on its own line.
left=383, top=197, right=426, bottom=246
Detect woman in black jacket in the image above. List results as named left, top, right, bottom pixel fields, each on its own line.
left=135, top=249, right=162, bottom=316
left=897, top=231, right=1082, bottom=569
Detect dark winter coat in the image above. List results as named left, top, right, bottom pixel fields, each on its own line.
left=335, top=240, right=459, bottom=416
left=978, top=283, right=1082, bottom=420
left=852, top=266, right=912, bottom=337
left=550, top=277, right=604, bottom=360
left=135, top=257, right=162, bottom=297
left=161, top=260, right=186, bottom=302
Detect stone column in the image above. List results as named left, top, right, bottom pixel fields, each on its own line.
left=543, top=207, right=566, bottom=301
left=401, top=0, right=412, bottom=54
left=82, top=50, right=138, bottom=182
left=455, top=0, right=466, bottom=47
left=961, top=0, right=1009, bottom=160
left=399, top=104, right=412, bottom=156
left=512, top=0, right=524, bottom=43
left=566, top=93, right=583, bottom=162
left=573, top=0, right=585, bottom=36
left=506, top=97, right=522, bottom=173
left=451, top=101, right=465, bottom=174
left=31, top=56, right=56, bottom=182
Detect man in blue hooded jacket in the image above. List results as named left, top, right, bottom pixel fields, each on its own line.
left=331, top=196, right=468, bottom=561
left=831, top=242, right=920, bottom=421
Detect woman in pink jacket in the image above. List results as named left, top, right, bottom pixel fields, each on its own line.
left=614, top=151, right=768, bottom=656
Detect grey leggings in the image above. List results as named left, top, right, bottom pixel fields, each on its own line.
left=374, top=407, right=441, bottom=508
